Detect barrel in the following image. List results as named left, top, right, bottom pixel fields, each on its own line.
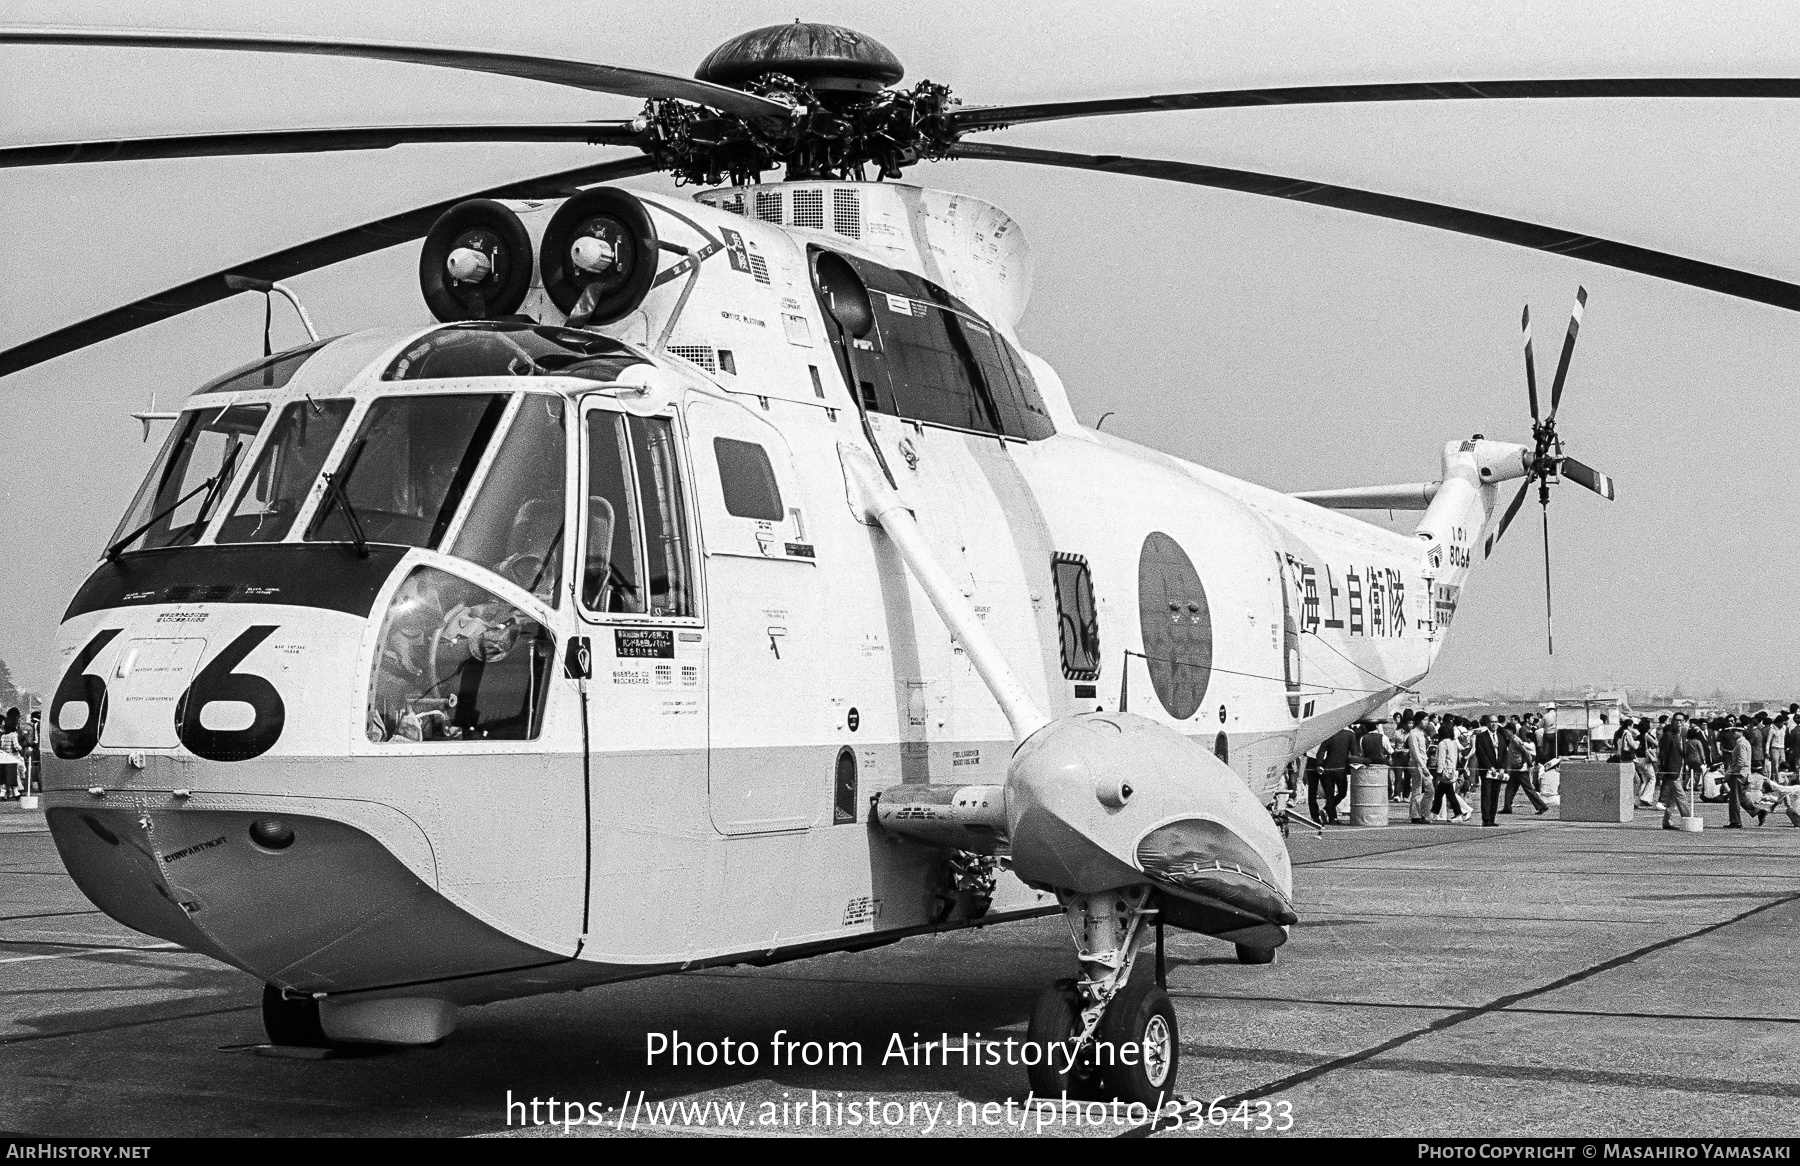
left=1350, top=764, right=1389, bottom=826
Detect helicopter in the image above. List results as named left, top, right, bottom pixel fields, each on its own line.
left=4, top=20, right=1795, bottom=1107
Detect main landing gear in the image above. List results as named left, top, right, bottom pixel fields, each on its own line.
left=1025, top=888, right=1178, bottom=1106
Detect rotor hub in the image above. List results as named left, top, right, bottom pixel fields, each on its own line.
left=696, top=22, right=904, bottom=97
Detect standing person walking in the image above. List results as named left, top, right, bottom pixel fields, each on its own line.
left=1769, top=712, right=1789, bottom=778
left=1659, top=715, right=1694, bottom=829
left=1784, top=712, right=1800, bottom=775
left=1474, top=716, right=1505, bottom=826
left=1319, top=722, right=1358, bottom=825
left=1502, top=722, right=1549, bottom=815
left=1724, top=725, right=1767, bottom=828
left=1406, top=714, right=1435, bottom=824
left=1432, top=721, right=1472, bottom=822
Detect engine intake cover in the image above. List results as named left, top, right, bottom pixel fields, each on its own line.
left=418, top=199, right=533, bottom=322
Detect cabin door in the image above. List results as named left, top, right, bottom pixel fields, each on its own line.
left=683, top=398, right=824, bottom=835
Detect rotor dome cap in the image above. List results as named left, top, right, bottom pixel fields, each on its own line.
left=696, top=22, right=903, bottom=94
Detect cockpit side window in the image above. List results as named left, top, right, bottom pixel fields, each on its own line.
left=215, top=399, right=353, bottom=544
left=451, top=395, right=567, bottom=607
left=306, top=393, right=507, bottom=550
left=108, top=402, right=269, bottom=555
left=581, top=411, right=693, bottom=618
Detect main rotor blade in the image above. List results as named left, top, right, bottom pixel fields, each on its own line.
left=1489, top=477, right=1534, bottom=556
left=1545, top=286, right=1588, bottom=424
left=1558, top=455, right=1616, bottom=501
left=0, top=153, right=658, bottom=378
left=0, top=26, right=789, bottom=119
left=947, top=142, right=1800, bottom=314
left=0, top=122, right=645, bottom=168
left=950, top=77, right=1800, bottom=133
left=1522, top=305, right=1540, bottom=424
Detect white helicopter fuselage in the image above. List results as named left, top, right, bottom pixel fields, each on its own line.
left=40, top=181, right=1504, bottom=1026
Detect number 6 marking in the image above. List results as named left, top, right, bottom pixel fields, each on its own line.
left=175, top=626, right=286, bottom=762
left=49, top=628, right=122, bottom=760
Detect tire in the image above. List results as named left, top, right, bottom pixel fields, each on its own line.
left=1096, top=971, right=1180, bottom=1107
left=1236, top=943, right=1278, bottom=965
left=1025, top=980, right=1108, bottom=1100
left=262, top=983, right=329, bottom=1047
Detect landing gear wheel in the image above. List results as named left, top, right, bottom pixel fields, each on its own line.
left=1025, top=980, right=1107, bottom=1100
left=1097, top=971, right=1180, bottom=1107
left=261, top=983, right=329, bottom=1047
left=1236, top=943, right=1278, bottom=965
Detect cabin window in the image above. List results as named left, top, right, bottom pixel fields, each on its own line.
left=1052, top=552, right=1102, bottom=681
left=215, top=399, right=353, bottom=544
left=814, top=251, right=1054, bottom=441
left=450, top=395, right=566, bottom=607
left=712, top=437, right=784, bottom=521
left=108, top=402, right=269, bottom=555
left=307, top=393, right=506, bottom=549
left=582, top=412, right=693, bottom=618
left=366, top=566, right=554, bottom=743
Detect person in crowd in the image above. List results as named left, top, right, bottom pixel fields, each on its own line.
left=1659, top=714, right=1694, bottom=829
left=1749, top=712, right=1770, bottom=778
left=1683, top=727, right=1710, bottom=808
left=1786, top=713, right=1800, bottom=776
left=1760, top=766, right=1800, bottom=827
left=1318, top=721, right=1358, bottom=825
left=1406, top=713, right=1436, bottom=824
left=0, top=709, right=20, bottom=801
left=1431, top=720, right=1471, bottom=822
left=1617, top=718, right=1648, bottom=805
left=1473, top=715, right=1505, bottom=826
left=1770, top=712, right=1789, bottom=778
left=1361, top=717, right=1394, bottom=816
left=1723, top=724, right=1767, bottom=828
left=1303, top=748, right=1327, bottom=824
left=1502, top=722, right=1548, bottom=815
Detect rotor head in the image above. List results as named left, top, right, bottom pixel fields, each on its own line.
left=696, top=22, right=904, bottom=98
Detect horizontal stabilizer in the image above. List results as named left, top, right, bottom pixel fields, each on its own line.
left=1291, top=481, right=1440, bottom=510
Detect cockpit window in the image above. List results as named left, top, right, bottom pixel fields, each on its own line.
left=215, top=399, right=353, bottom=544
left=450, top=395, right=566, bottom=607
left=383, top=323, right=649, bottom=383
left=108, top=403, right=269, bottom=555
left=306, top=394, right=507, bottom=550
left=194, top=338, right=334, bottom=396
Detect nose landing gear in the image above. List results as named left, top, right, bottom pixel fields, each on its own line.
left=261, top=983, right=330, bottom=1048
left=1023, top=887, right=1179, bottom=1107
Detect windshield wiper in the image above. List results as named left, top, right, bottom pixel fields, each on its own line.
left=104, top=444, right=243, bottom=562
left=320, top=470, right=369, bottom=558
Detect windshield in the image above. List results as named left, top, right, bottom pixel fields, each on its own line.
left=108, top=403, right=269, bottom=555
left=306, top=393, right=507, bottom=549
left=215, top=398, right=353, bottom=544
left=383, top=323, right=648, bottom=383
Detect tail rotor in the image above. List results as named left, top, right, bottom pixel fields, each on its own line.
left=1487, top=286, right=1617, bottom=654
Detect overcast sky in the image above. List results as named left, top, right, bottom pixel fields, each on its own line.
left=3, top=0, right=1798, bottom=701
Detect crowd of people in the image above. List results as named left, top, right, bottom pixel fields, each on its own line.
left=1615, top=707, right=1800, bottom=829
left=1302, top=705, right=1800, bottom=830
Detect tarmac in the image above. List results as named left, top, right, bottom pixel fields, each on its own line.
left=2, top=796, right=1797, bottom=1139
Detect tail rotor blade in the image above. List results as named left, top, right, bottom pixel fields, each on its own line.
left=1541, top=501, right=1555, bottom=656
left=1546, top=286, right=1588, bottom=423
left=1558, top=456, right=1616, bottom=501
left=1522, top=305, right=1540, bottom=424
left=1487, top=477, right=1534, bottom=557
